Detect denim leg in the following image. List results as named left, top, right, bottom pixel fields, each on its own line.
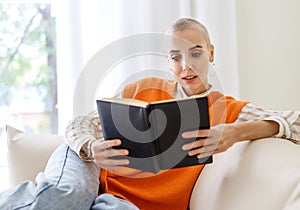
left=0, top=143, right=100, bottom=210
left=92, top=194, right=139, bottom=210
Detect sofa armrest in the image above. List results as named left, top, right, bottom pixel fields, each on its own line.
left=190, top=138, right=300, bottom=210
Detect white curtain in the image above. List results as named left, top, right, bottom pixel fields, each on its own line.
left=55, top=0, right=238, bottom=133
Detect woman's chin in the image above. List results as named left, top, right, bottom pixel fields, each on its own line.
left=182, top=83, right=208, bottom=96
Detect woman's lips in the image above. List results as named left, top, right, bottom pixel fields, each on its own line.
left=181, top=75, right=198, bottom=83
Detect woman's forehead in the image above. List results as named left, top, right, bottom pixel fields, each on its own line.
left=166, top=29, right=208, bottom=51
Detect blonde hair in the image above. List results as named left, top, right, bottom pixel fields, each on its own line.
left=166, top=17, right=211, bottom=46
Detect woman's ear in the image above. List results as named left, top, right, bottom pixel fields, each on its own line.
left=166, top=54, right=170, bottom=63
left=166, top=54, right=172, bottom=66
left=209, top=44, right=214, bottom=63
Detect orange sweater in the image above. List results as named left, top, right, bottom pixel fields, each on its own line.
left=100, top=78, right=248, bottom=210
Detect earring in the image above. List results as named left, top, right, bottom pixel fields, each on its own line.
left=209, top=62, right=217, bottom=77
left=166, top=70, right=176, bottom=84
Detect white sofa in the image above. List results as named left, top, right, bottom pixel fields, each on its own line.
left=6, top=125, right=300, bottom=210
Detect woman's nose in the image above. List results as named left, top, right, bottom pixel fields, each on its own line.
left=181, top=61, right=192, bottom=73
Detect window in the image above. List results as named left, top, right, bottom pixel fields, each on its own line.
left=0, top=2, right=56, bottom=192
left=0, top=3, right=57, bottom=134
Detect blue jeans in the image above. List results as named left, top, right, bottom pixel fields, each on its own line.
left=0, top=143, right=139, bottom=210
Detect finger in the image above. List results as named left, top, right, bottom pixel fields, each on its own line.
left=196, top=147, right=224, bottom=159
left=100, top=158, right=130, bottom=167
left=182, top=137, right=214, bottom=151
left=105, top=148, right=129, bottom=158
left=105, top=139, right=123, bottom=147
left=188, top=144, right=217, bottom=156
left=196, top=151, right=215, bottom=160
left=182, top=129, right=210, bottom=139
left=94, top=155, right=130, bottom=169
left=93, top=148, right=129, bottom=160
left=93, top=139, right=122, bottom=151
left=182, top=140, right=205, bottom=151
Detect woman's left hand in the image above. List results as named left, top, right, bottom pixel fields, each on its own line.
left=181, top=124, right=239, bottom=159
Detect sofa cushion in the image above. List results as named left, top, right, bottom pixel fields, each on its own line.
left=6, top=126, right=300, bottom=209
left=190, top=138, right=300, bottom=210
left=6, top=125, right=64, bottom=187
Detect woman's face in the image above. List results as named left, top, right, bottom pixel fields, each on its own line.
left=166, top=28, right=214, bottom=96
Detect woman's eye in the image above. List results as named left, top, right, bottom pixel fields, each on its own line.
left=192, top=52, right=201, bottom=57
left=171, top=56, right=181, bottom=61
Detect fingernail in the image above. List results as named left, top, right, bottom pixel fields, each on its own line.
left=182, top=133, right=188, bottom=138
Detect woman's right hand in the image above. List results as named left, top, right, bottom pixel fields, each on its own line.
left=91, top=139, right=130, bottom=170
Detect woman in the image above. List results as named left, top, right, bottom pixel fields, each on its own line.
left=1, top=17, right=299, bottom=210
left=64, top=18, right=300, bottom=209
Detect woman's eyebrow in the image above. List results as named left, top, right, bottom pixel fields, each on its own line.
left=189, top=45, right=203, bottom=50
left=169, top=45, right=203, bottom=53
left=169, top=49, right=181, bottom=53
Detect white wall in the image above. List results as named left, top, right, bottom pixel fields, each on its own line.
left=236, top=0, right=300, bottom=110
left=192, top=0, right=240, bottom=98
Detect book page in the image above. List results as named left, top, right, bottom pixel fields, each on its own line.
left=149, top=92, right=208, bottom=105
left=100, top=97, right=149, bottom=108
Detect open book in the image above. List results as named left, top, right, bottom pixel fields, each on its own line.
left=96, top=94, right=212, bottom=173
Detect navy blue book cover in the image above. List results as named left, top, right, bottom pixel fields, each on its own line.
left=97, top=95, right=212, bottom=173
